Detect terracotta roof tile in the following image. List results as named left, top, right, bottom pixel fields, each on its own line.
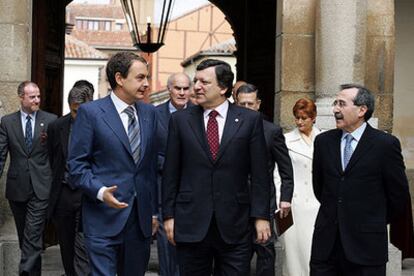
left=65, top=34, right=108, bottom=59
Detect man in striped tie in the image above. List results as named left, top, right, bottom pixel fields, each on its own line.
left=310, top=84, right=410, bottom=276
left=68, top=52, right=158, bottom=276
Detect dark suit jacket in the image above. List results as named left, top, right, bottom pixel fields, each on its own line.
left=311, top=124, right=409, bottom=265
left=68, top=96, right=158, bottom=238
left=0, top=110, right=57, bottom=201
left=47, top=113, right=82, bottom=219
left=263, top=120, right=294, bottom=214
left=162, top=103, right=270, bottom=244
left=155, top=100, right=193, bottom=206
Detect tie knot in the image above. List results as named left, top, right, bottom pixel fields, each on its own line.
left=209, top=110, right=219, bottom=119
left=26, top=115, right=31, bottom=121
left=345, top=133, right=353, bottom=143
left=124, top=106, right=135, bottom=119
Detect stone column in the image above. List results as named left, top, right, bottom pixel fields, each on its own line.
left=314, top=0, right=367, bottom=129
left=0, top=0, right=32, bottom=274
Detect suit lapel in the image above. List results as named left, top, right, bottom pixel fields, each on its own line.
left=100, top=96, right=132, bottom=156
left=215, top=104, right=242, bottom=163
left=344, top=125, right=374, bottom=173
left=158, top=101, right=171, bottom=131
left=31, top=110, right=47, bottom=151
left=60, top=115, right=71, bottom=160
left=328, top=129, right=343, bottom=174
left=11, top=112, right=28, bottom=154
left=187, top=106, right=212, bottom=162
left=135, top=101, right=149, bottom=166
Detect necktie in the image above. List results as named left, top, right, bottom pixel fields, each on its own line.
left=124, top=106, right=141, bottom=164
left=25, top=115, right=33, bottom=152
left=207, top=110, right=219, bottom=161
left=343, top=134, right=354, bottom=169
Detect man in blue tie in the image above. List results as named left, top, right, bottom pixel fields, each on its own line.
left=68, top=52, right=158, bottom=275
left=310, top=84, right=410, bottom=276
left=0, top=81, right=57, bottom=275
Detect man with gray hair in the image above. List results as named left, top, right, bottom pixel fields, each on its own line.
left=310, top=84, right=410, bottom=275
left=47, top=81, right=94, bottom=276
left=0, top=81, right=57, bottom=275
left=155, top=72, right=192, bottom=276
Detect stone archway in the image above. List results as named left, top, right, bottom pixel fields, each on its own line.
left=208, top=0, right=277, bottom=121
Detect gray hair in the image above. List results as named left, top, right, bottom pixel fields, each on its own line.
left=17, top=81, right=39, bottom=97
left=68, top=86, right=93, bottom=105
left=167, top=73, right=192, bottom=90
left=340, top=83, right=375, bottom=121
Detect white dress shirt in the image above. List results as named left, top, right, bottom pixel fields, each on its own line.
left=340, top=122, right=367, bottom=170
left=20, top=110, right=36, bottom=138
left=203, top=100, right=229, bottom=143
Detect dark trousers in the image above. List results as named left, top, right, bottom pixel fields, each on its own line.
left=84, top=200, right=151, bottom=276
left=252, top=220, right=276, bottom=276
left=157, top=214, right=180, bottom=276
left=53, top=185, right=89, bottom=276
left=176, top=217, right=252, bottom=276
left=310, top=233, right=386, bottom=276
left=9, top=196, right=48, bottom=276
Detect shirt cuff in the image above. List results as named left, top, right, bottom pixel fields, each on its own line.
left=97, top=186, right=108, bottom=201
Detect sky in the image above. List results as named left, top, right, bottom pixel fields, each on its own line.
left=72, top=0, right=210, bottom=19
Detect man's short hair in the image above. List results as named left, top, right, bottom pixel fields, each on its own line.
left=73, top=80, right=95, bottom=99
left=167, top=73, right=192, bottom=90
left=196, top=59, right=234, bottom=98
left=68, top=86, right=93, bottom=105
left=340, top=83, right=375, bottom=121
left=106, top=52, right=147, bottom=90
left=236, top=83, right=259, bottom=99
left=17, top=81, right=38, bottom=97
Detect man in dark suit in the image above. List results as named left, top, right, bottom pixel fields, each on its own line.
left=68, top=52, right=158, bottom=275
left=156, top=72, right=192, bottom=276
left=236, top=83, right=294, bottom=276
left=47, top=82, right=94, bottom=276
left=162, top=59, right=271, bottom=275
left=310, top=84, right=410, bottom=276
left=0, top=81, right=57, bottom=275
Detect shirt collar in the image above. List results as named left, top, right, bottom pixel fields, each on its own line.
left=110, top=92, right=133, bottom=114
left=20, top=109, right=36, bottom=120
left=341, top=122, right=367, bottom=142
left=203, top=100, right=229, bottom=119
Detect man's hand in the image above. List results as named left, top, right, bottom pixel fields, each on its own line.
left=102, top=186, right=128, bottom=209
left=279, top=201, right=291, bottom=218
left=164, top=218, right=176, bottom=246
left=255, top=218, right=271, bottom=244
left=152, top=217, right=159, bottom=236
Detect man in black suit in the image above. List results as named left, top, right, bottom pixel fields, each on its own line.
left=236, top=83, right=294, bottom=276
left=47, top=82, right=94, bottom=276
left=0, top=81, right=57, bottom=275
left=155, top=72, right=192, bottom=276
left=162, top=59, right=271, bottom=275
left=310, top=84, right=410, bottom=276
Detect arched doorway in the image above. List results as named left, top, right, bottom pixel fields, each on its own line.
left=209, top=0, right=277, bottom=120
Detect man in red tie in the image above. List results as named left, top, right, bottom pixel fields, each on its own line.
left=162, top=59, right=271, bottom=275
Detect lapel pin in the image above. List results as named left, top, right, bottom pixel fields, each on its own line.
left=235, top=118, right=239, bottom=122
left=40, top=123, right=44, bottom=127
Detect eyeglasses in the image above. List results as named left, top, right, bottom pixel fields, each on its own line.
left=332, top=100, right=347, bottom=108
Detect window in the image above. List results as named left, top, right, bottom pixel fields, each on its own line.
left=104, top=21, right=111, bottom=31
left=115, top=23, right=123, bottom=31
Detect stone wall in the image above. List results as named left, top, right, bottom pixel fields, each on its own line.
left=0, top=0, right=32, bottom=227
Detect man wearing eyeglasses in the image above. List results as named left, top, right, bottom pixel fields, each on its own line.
left=310, top=84, right=410, bottom=276
left=155, top=72, right=192, bottom=276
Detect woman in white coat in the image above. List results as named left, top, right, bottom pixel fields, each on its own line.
left=275, top=98, right=321, bottom=276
